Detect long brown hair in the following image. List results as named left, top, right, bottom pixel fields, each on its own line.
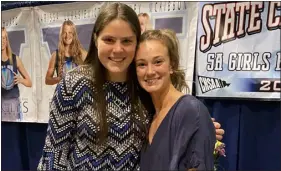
left=84, top=3, right=147, bottom=144
left=58, top=20, right=84, bottom=67
left=138, top=29, right=189, bottom=93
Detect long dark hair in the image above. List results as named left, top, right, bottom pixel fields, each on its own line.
left=84, top=3, right=148, bottom=144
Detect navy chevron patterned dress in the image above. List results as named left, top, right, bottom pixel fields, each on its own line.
left=38, top=65, right=150, bottom=171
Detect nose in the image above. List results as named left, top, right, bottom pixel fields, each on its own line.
left=146, top=64, right=155, bottom=76
left=113, top=41, right=124, bottom=53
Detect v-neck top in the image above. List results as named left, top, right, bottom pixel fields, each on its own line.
left=140, top=95, right=216, bottom=171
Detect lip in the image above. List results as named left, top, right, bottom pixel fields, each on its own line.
left=109, top=57, right=125, bottom=62
left=144, top=78, right=159, bottom=84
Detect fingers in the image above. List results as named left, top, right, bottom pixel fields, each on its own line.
left=216, top=128, right=225, bottom=136
left=216, top=135, right=223, bottom=141
left=214, top=122, right=221, bottom=129
left=14, top=78, right=18, bottom=84
left=211, top=117, right=215, bottom=122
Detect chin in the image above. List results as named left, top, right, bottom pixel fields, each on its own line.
left=108, top=68, right=127, bottom=74
left=145, top=88, right=160, bottom=94
left=64, top=41, right=73, bottom=45
left=141, top=85, right=160, bottom=94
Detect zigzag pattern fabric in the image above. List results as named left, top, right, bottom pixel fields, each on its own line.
left=38, top=65, right=148, bottom=171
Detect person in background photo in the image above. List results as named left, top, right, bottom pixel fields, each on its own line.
left=135, top=29, right=216, bottom=170
left=1, top=27, right=32, bottom=122
left=38, top=3, right=224, bottom=170
left=45, top=20, right=87, bottom=85
left=138, top=13, right=152, bottom=34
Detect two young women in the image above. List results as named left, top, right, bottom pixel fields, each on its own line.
left=38, top=3, right=223, bottom=170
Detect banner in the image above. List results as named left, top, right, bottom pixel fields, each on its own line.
left=2, top=7, right=37, bottom=122
left=196, top=2, right=281, bottom=100
left=1, top=2, right=197, bottom=123
left=34, top=2, right=102, bottom=122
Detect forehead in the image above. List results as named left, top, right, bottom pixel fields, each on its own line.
left=99, top=19, right=136, bottom=38
left=137, top=40, right=168, bottom=59
left=140, top=40, right=166, bottom=52
left=63, top=25, right=73, bottom=32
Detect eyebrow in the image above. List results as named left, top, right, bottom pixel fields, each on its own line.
left=135, top=56, right=164, bottom=62
left=101, top=35, right=135, bottom=39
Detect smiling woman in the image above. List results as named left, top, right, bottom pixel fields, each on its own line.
left=96, top=19, right=137, bottom=82
left=44, top=20, right=87, bottom=85
left=1, top=27, right=32, bottom=122
left=38, top=3, right=148, bottom=170
left=136, top=29, right=216, bottom=170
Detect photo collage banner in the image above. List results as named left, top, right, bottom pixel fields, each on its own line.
left=1, top=2, right=197, bottom=123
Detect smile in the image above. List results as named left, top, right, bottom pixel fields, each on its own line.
left=109, top=57, right=125, bottom=62
left=145, top=78, right=159, bottom=84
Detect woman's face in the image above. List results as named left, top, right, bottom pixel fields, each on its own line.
left=62, top=25, right=74, bottom=45
left=96, top=19, right=137, bottom=80
left=2, top=30, right=7, bottom=51
left=135, top=40, right=173, bottom=94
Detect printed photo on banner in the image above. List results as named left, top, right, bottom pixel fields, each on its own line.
left=1, top=28, right=32, bottom=122
left=196, top=1, right=280, bottom=100
left=36, top=2, right=100, bottom=122
left=1, top=7, right=37, bottom=122
left=44, top=20, right=87, bottom=86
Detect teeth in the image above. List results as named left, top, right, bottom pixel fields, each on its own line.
left=146, top=79, right=157, bottom=84
left=109, top=57, right=124, bottom=62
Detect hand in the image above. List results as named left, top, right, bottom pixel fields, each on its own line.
left=13, top=71, right=24, bottom=85
left=212, top=118, right=225, bottom=141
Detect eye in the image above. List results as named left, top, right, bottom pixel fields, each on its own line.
left=136, top=62, right=146, bottom=67
left=122, top=39, right=133, bottom=44
left=103, top=38, right=115, bottom=44
left=154, top=60, right=163, bottom=65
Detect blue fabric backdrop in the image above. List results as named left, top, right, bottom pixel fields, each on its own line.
left=1, top=1, right=281, bottom=171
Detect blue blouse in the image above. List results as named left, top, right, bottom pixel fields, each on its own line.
left=140, top=95, right=216, bottom=170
